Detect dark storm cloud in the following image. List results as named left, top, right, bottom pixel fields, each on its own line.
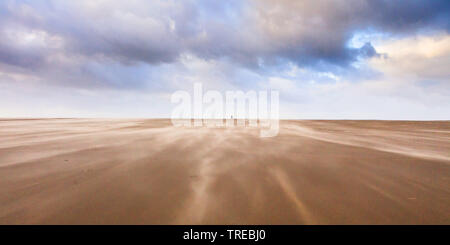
left=0, top=0, right=448, bottom=88
left=365, top=0, right=450, bottom=32
left=241, top=0, right=450, bottom=68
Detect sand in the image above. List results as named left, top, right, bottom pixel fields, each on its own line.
left=0, top=119, right=449, bottom=224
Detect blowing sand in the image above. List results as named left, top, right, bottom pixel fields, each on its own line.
left=0, top=119, right=449, bottom=224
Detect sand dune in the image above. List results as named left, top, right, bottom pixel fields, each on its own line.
left=0, top=119, right=449, bottom=224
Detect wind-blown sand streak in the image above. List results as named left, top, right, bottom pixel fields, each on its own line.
left=0, top=119, right=449, bottom=224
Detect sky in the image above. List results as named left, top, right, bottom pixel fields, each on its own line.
left=0, top=0, right=449, bottom=119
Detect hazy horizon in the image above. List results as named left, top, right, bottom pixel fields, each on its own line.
left=1, top=117, right=450, bottom=122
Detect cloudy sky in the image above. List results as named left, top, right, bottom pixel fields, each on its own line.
left=0, top=0, right=449, bottom=119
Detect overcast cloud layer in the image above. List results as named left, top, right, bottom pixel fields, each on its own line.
left=0, top=0, right=449, bottom=119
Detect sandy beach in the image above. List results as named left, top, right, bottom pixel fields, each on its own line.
left=0, top=119, right=449, bottom=224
